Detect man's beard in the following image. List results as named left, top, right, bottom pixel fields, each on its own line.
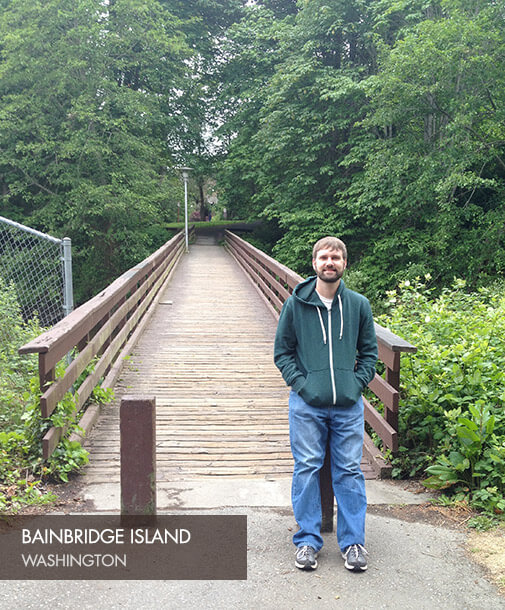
left=316, top=268, right=343, bottom=283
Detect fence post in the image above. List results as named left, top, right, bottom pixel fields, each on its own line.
left=120, top=396, right=157, bottom=522
left=61, top=237, right=74, bottom=317
left=0, top=215, right=68, bottom=335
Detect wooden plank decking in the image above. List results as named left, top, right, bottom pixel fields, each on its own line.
left=83, top=234, right=377, bottom=483
left=83, top=235, right=292, bottom=482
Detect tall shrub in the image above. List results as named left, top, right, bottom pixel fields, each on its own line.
left=380, top=278, right=505, bottom=513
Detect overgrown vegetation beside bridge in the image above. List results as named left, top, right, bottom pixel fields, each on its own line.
left=380, top=278, right=505, bottom=517
left=0, top=280, right=89, bottom=512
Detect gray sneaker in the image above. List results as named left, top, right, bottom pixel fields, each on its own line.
left=341, top=544, right=368, bottom=571
left=295, top=545, right=318, bottom=570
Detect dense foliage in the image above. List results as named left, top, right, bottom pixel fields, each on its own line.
left=380, top=278, right=505, bottom=514
left=2, top=1, right=504, bottom=301
left=0, top=0, right=242, bottom=301
left=0, top=280, right=109, bottom=512
left=215, top=0, right=505, bottom=300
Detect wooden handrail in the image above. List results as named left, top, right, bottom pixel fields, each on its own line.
left=19, top=228, right=193, bottom=459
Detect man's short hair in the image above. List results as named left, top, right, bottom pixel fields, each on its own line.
left=312, top=236, right=347, bottom=260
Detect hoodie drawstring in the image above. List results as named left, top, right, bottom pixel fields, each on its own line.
left=338, top=294, right=343, bottom=340
left=317, top=295, right=343, bottom=342
left=316, top=295, right=343, bottom=406
left=317, top=307, right=327, bottom=344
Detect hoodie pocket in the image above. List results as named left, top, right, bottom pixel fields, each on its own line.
left=333, top=368, right=364, bottom=407
left=298, top=369, right=364, bottom=408
left=298, top=370, right=333, bottom=407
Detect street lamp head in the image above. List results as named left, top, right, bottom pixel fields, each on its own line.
left=180, top=166, right=193, bottom=180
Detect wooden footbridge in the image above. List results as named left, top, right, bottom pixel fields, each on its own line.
left=20, top=229, right=416, bottom=499
left=85, top=234, right=292, bottom=483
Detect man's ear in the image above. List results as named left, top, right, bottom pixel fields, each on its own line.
left=312, top=259, right=316, bottom=271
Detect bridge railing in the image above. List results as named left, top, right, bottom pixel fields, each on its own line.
left=19, top=229, right=192, bottom=459
left=224, top=230, right=416, bottom=478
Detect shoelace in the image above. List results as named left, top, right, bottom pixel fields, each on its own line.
left=346, top=544, right=367, bottom=558
left=297, top=546, right=312, bottom=559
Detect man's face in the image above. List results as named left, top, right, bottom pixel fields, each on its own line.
left=312, top=248, right=347, bottom=283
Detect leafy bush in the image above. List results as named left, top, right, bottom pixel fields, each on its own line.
left=0, top=281, right=106, bottom=511
left=0, top=279, right=42, bottom=431
left=380, top=277, right=505, bottom=514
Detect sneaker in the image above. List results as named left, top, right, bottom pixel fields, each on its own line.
left=295, top=545, right=318, bottom=570
left=341, top=544, right=368, bottom=571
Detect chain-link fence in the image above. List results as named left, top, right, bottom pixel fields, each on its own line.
left=0, top=215, right=73, bottom=350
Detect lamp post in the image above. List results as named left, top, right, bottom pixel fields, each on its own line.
left=180, top=167, right=192, bottom=252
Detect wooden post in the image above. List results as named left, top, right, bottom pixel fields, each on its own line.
left=320, top=441, right=334, bottom=532
left=385, top=352, right=401, bottom=434
left=120, top=396, right=157, bottom=521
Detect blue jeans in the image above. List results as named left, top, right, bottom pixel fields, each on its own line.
left=289, top=390, right=367, bottom=552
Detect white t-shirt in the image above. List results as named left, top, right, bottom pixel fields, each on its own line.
left=316, top=291, right=333, bottom=311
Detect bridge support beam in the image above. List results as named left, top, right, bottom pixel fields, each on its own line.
left=120, top=395, right=156, bottom=522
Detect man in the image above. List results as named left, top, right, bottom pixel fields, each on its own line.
left=274, top=236, right=377, bottom=572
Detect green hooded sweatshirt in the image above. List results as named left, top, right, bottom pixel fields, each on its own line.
left=274, top=277, right=377, bottom=407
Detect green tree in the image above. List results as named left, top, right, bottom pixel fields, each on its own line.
left=213, top=4, right=292, bottom=221
left=216, top=1, right=380, bottom=272
left=215, top=0, right=505, bottom=300
left=161, top=1, right=246, bottom=221
left=0, top=0, right=192, bottom=300
left=351, top=0, right=505, bottom=297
